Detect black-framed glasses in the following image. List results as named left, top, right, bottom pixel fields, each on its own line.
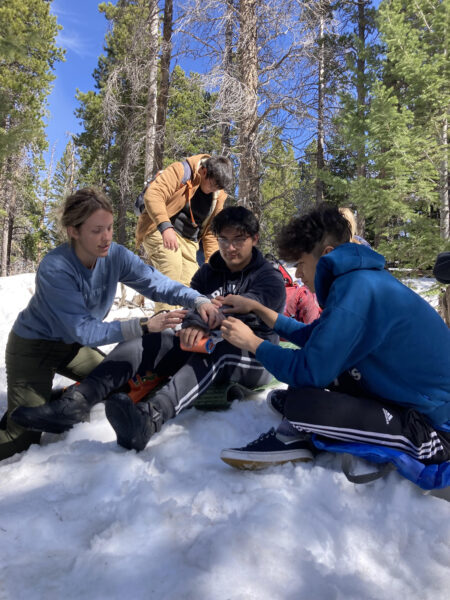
left=217, top=236, right=251, bottom=248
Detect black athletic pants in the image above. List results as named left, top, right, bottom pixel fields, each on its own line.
left=78, top=330, right=272, bottom=422
left=282, top=372, right=450, bottom=465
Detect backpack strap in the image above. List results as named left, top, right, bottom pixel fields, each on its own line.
left=181, top=159, right=201, bottom=228
left=134, top=159, right=194, bottom=218
left=342, top=453, right=396, bottom=484
left=181, top=159, right=192, bottom=185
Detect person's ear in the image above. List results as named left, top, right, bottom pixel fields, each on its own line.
left=252, top=233, right=259, bottom=246
left=322, top=245, right=334, bottom=256
left=199, top=166, right=207, bottom=179
left=67, top=226, right=79, bottom=241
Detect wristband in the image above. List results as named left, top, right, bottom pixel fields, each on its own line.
left=139, top=317, right=149, bottom=335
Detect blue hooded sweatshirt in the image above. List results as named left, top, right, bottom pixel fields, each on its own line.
left=255, top=243, right=450, bottom=431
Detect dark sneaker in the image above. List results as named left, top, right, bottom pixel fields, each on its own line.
left=11, top=388, right=91, bottom=434
left=267, top=389, right=287, bottom=417
left=220, top=427, right=314, bottom=470
left=105, top=393, right=161, bottom=452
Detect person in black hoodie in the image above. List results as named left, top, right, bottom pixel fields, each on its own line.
left=14, top=206, right=286, bottom=452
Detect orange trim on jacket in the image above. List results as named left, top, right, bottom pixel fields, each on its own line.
left=135, top=154, right=227, bottom=261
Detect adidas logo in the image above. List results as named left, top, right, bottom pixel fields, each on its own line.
left=383, top=408, right=393, bottom=425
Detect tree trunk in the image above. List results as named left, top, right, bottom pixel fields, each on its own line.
left=154, top=0, right=173, bottom=173
left=144, top=0, right=160, bottom=180
left=1, top=212, right=9, bottom=276
left=356, top=0, right=367, bottom=179
left=237, top=0, right=261, bottom=217
left=221, top=0, right=234, bottom=157
left=67, top=139, right=76, bottom=194
left=440, top=11, right=449, bottom=240
left=37, top=146, right=55, bottom=263
left=440, top=113, right=449, bottom=240
left=118, top=130, right=133, bottom=245
left=316, top=6, right=325, bottom=205
left=1, top=193, right=16, bottom=277
left=0, top=156, right=15, bottom=276
left=6, top=208, right=14, bottom=274
left=439, top=285, right=450, bottom=327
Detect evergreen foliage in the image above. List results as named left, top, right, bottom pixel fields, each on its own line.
left=259, top=134, right=302, bottom=255
left=163, top=67, right=222, bottom=162
left=48, top=139, right=82, bottom=247
left=0, top=0, right=64, bottom=275
left=0, top=1, right=64, bottom=165
left=330, top=0, right=449, bottom=268
left=1, top=0, right=448, bottom=273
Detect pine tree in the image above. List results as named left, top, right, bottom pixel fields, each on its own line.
left=163, top=66, right=222, bottom=161
left=48, top=139, right=81, bottom=246
left=178, top=0, right=338, bottom=215
left=330, top=0, right=449, bottom=267
left=377, top=0, right=449, bottom=247
left=76, top=66, right=222, bottom=248
left=0, top=0, right=64, bottom=275
left=259, top=133, right=302, bottom=254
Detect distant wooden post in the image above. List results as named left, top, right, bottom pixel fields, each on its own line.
left=438, top=286, right=450, bottom=326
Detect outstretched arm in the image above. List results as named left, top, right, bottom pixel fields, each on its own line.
left=218, top=294, right=280, bottom=330
left=220, top=316, right=264, bottom=354
left=143, top=309, right=187, bottom=333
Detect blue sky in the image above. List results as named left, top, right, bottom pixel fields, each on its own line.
left=44, top=0, right=207, bottom=171
left=44, top=0, right=109, bottom=167
left=44, top=0, right=196, bottom=169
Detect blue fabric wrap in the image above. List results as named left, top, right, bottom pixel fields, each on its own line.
left=312, top=437, right=450, bottom=490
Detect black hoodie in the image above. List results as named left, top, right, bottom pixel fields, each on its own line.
left=183, top=247, right=286, bottom=343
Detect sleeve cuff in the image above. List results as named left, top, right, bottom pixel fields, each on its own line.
left=120, top=318, right=143, bottom=341
left=194, top=296, right=211, bottom=311
left=157, top=222, right=174, bottom=233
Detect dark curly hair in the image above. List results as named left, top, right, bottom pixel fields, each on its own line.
left=277, top=203, right=351, bottom=262
left=211, top=205, right=259, bottom=237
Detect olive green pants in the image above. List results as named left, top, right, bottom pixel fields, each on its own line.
left=0, top=331, right=105, bottom=460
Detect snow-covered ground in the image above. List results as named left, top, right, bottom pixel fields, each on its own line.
left=0, top=273, right=448, bottom=600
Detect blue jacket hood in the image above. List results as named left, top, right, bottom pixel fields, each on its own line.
left=315, top=243, right=386, bottom=308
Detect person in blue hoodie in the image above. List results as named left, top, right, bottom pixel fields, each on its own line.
left=1, top=187, right=219, bottom=461
left=218, top=204, right=450, bottom=479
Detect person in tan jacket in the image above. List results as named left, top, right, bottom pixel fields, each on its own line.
left=136, top=154, right=233, bottom=312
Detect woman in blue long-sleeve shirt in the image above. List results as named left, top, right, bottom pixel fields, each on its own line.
left=0, top=187, right=218, bottom=460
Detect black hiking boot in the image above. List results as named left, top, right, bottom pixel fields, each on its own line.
left=0, top=410, right=7, bottom=430
left=105, top=393, right=163, bottom=452
left=0, top=430, right=42, bottom=461
left=11, top=387, right=91, bottom=434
